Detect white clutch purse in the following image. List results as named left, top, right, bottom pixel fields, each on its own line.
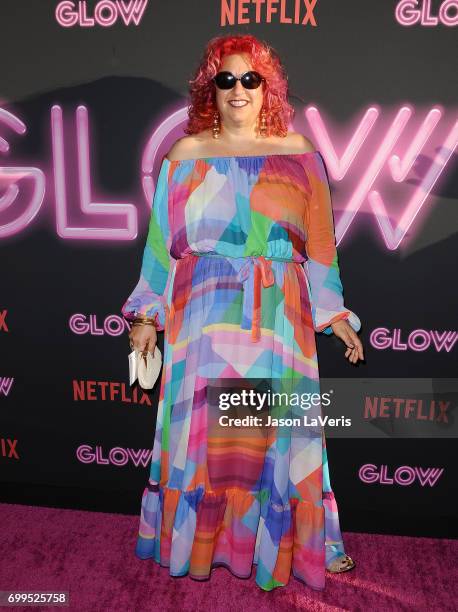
left=128, top=346, right=162, bottom=389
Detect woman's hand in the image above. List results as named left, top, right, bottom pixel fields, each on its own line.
left=128, top=323, right=158, bottom=357
left=330, top=319, right=364, bottom=364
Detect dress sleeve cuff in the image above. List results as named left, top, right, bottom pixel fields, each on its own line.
left=316, top=309, right=362, bottom=336
left=121, top=294, right=167, bottom=331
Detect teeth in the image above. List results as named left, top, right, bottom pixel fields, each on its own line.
left=229, top=100, right=248, bottom=107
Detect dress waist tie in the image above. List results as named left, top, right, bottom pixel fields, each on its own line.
left=188, top=253, right=276, bottom=343
left=236, top=256, right=275, bottom=343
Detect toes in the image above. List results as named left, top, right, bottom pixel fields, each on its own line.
left=327, top=554, right=354, bottom=572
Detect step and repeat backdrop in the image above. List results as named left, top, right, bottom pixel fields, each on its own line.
left=0, top=1, right=457, bottom=537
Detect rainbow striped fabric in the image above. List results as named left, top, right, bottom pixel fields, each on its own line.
left=121, top=151, right=361, bottom=591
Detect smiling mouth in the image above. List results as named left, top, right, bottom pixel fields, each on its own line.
left=228, top=100, right=249, bottom=107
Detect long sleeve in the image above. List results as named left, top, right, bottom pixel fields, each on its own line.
left=303, top=151, right=361, bottom=336
left=121, top=157, right=173, bottom=332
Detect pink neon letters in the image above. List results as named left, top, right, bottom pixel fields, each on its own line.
left=395, top=0, right=458, bottom=26
left=55, top=0, right=149, bottom=27
left=0, top=103, right=457, bottom=245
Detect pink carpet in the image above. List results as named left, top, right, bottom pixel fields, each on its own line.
left=0, top=502, right=456, bottom=611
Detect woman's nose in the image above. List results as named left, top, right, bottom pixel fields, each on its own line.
left=233, top=79, right=245, bottom=95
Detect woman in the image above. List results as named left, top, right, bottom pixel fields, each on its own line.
left=121, top=33, right=364, bottom=591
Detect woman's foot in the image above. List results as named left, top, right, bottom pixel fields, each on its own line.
left=326, top=554, right=356, bottom=573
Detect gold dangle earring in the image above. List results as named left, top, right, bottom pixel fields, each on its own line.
left=212, top=110, right=221, bottom=139
left=259, top=107, right=268, bottom=137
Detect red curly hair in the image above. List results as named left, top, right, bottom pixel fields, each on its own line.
left=185, top=34, right=295, bottom=138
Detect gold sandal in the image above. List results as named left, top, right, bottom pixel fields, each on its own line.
left=326, top=554, right=356, bottom=573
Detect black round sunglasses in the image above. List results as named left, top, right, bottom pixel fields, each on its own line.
left=213, top=70, right=265, bottom=90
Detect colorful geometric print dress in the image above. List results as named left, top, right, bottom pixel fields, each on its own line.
left=121, top=150, right=361, bottom=591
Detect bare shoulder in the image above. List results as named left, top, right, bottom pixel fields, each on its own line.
left=166, top=136, right=202, bottom=161
left=286, top=132, right=316, bottom=153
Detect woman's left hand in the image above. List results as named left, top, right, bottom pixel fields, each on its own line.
left=330, top=319, right=364, bottom=364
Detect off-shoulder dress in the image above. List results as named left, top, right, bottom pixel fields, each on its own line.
left=121, top=151, right=361, bottom=591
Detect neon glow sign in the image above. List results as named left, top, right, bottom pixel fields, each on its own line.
left=0, top=103, right=457, bottom=248
left=359, top=464, right=444, bottom=486
left=369, top=327, right=457, bottom=352
left=55, top=0, right=150, bottom=27
left=395, top=0, right=458, bottom=26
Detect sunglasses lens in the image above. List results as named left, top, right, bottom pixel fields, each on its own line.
left=214, top=72, right=236, bottom=89
left=242, top=71, right=263, bottom=89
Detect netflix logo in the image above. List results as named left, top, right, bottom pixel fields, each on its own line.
left=1, top=437, right=19, bottom=460
left=72, top=380, right=153, bottom=406
left=221, top=0, right=319, bottom=27
left=364, top=397, right=451, bottom=423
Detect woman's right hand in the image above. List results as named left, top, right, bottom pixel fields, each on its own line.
left=128, top=323, right=158, bottom=356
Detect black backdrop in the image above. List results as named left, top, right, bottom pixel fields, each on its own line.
left=0, top=0, right=456, bottom=538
